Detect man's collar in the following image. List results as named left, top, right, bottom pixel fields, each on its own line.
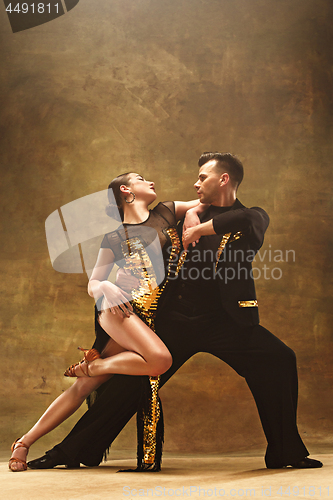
left=210, top=198, right=244, bottom=211
left=231, top=198, right=245, bottom=210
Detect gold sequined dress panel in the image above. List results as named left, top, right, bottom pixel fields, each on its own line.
left=100, top=202, right=182, bottom=331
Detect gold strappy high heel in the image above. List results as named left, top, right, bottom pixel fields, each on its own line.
left=64, top=347, right=101, bottom=377
left=9, top=438, right=29, bottom=472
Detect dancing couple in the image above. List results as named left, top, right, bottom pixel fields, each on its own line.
left=9, top=153, right=323, bottom=472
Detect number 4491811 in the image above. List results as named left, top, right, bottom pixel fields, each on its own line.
left=276, top=486, right=329, bottom=496
left=6, top=3, right=60, bottom=14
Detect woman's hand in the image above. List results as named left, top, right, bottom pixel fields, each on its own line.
left=99, top=280, right=133, bottom=318
left=182, top=220, right=215, bottom=251
left=182, top=226, right=201, bottom=251
left=115, top=268, right=140, bottom=292
left=182, top=208, right=201, bottom=247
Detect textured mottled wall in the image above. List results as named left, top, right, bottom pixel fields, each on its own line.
left=0, top=0, right=332, bottom=456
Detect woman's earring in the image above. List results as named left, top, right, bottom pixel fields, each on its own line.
left=125, top=192, right=136, bottom=204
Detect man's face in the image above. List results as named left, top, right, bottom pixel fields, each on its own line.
left=194, top=160, right=223, bottom=204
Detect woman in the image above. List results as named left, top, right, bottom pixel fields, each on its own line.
left=9, top=171, right=203, bottom=471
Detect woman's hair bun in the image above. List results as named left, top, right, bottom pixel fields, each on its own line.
left=105, top=173, right=132, bottom=221
left=105, top=201, right=122, bottom=220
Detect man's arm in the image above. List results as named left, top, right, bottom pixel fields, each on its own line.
left=182, top=207, right=269, bottom=251
left=212, top=207, right=269, bottom=249
left=182, top=220, right=214, bottom=250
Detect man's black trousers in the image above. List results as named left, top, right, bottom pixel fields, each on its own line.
left=56, top=308, right=308, bottom=468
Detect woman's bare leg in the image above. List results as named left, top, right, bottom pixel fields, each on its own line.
left=71, top=308, right=172, bottom=378
left=10, top=338, right=125, bottom=471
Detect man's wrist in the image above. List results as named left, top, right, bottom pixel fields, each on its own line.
left=199, top=220, right=215, bottom=236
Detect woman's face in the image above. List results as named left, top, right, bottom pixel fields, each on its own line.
left=125, top=173, right=157, bottom=203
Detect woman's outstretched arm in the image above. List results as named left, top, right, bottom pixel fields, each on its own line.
left=88, top=247, right=133, bottom=318
left=174, top=199, right=208, bottom=221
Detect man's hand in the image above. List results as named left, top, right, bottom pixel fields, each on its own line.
left=115, top=268, right=140, bottom=292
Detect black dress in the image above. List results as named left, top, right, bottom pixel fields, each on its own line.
left=91, top=201, right=182, bottom=470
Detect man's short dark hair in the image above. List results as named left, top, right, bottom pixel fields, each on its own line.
left=198, top=152, right=244, bottom=188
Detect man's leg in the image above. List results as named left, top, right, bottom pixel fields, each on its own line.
left=203, top=315, right=311, bottom=467
left=243, top=325, right=308, bottom=467
left=27, top=374, right=142, bottom=468
left=57, top=374, right=143, bottom=466
left=28, top=318, right=196, bottom=468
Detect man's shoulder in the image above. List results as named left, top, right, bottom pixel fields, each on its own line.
left=233, top=199, right=246, bottom=210
left=234, top=199, right=269, bottom=217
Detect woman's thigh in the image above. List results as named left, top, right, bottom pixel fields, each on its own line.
left=100, top=337, right=127, bottom=358
left=98, top=308, right=169, bottom=357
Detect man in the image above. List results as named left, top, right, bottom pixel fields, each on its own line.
left=28, top=153, right=322, bottom=470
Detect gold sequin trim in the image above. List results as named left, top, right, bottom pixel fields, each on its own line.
left=121, top=229, right=182, bottom=331
left=229, top=231, right=243, bottom=243
left=165, top=227, right=182, bottom=278
left=215, top=232, right=231, bottom=272
left=117, top=228, right=182, bottom=465
left=175, top=250, right=187, bottom=276
left=238, top=300, right=258, bottom=308
left=215, top=231, right=243, bottom=272
left=142, top=376, right=161, bottom=464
